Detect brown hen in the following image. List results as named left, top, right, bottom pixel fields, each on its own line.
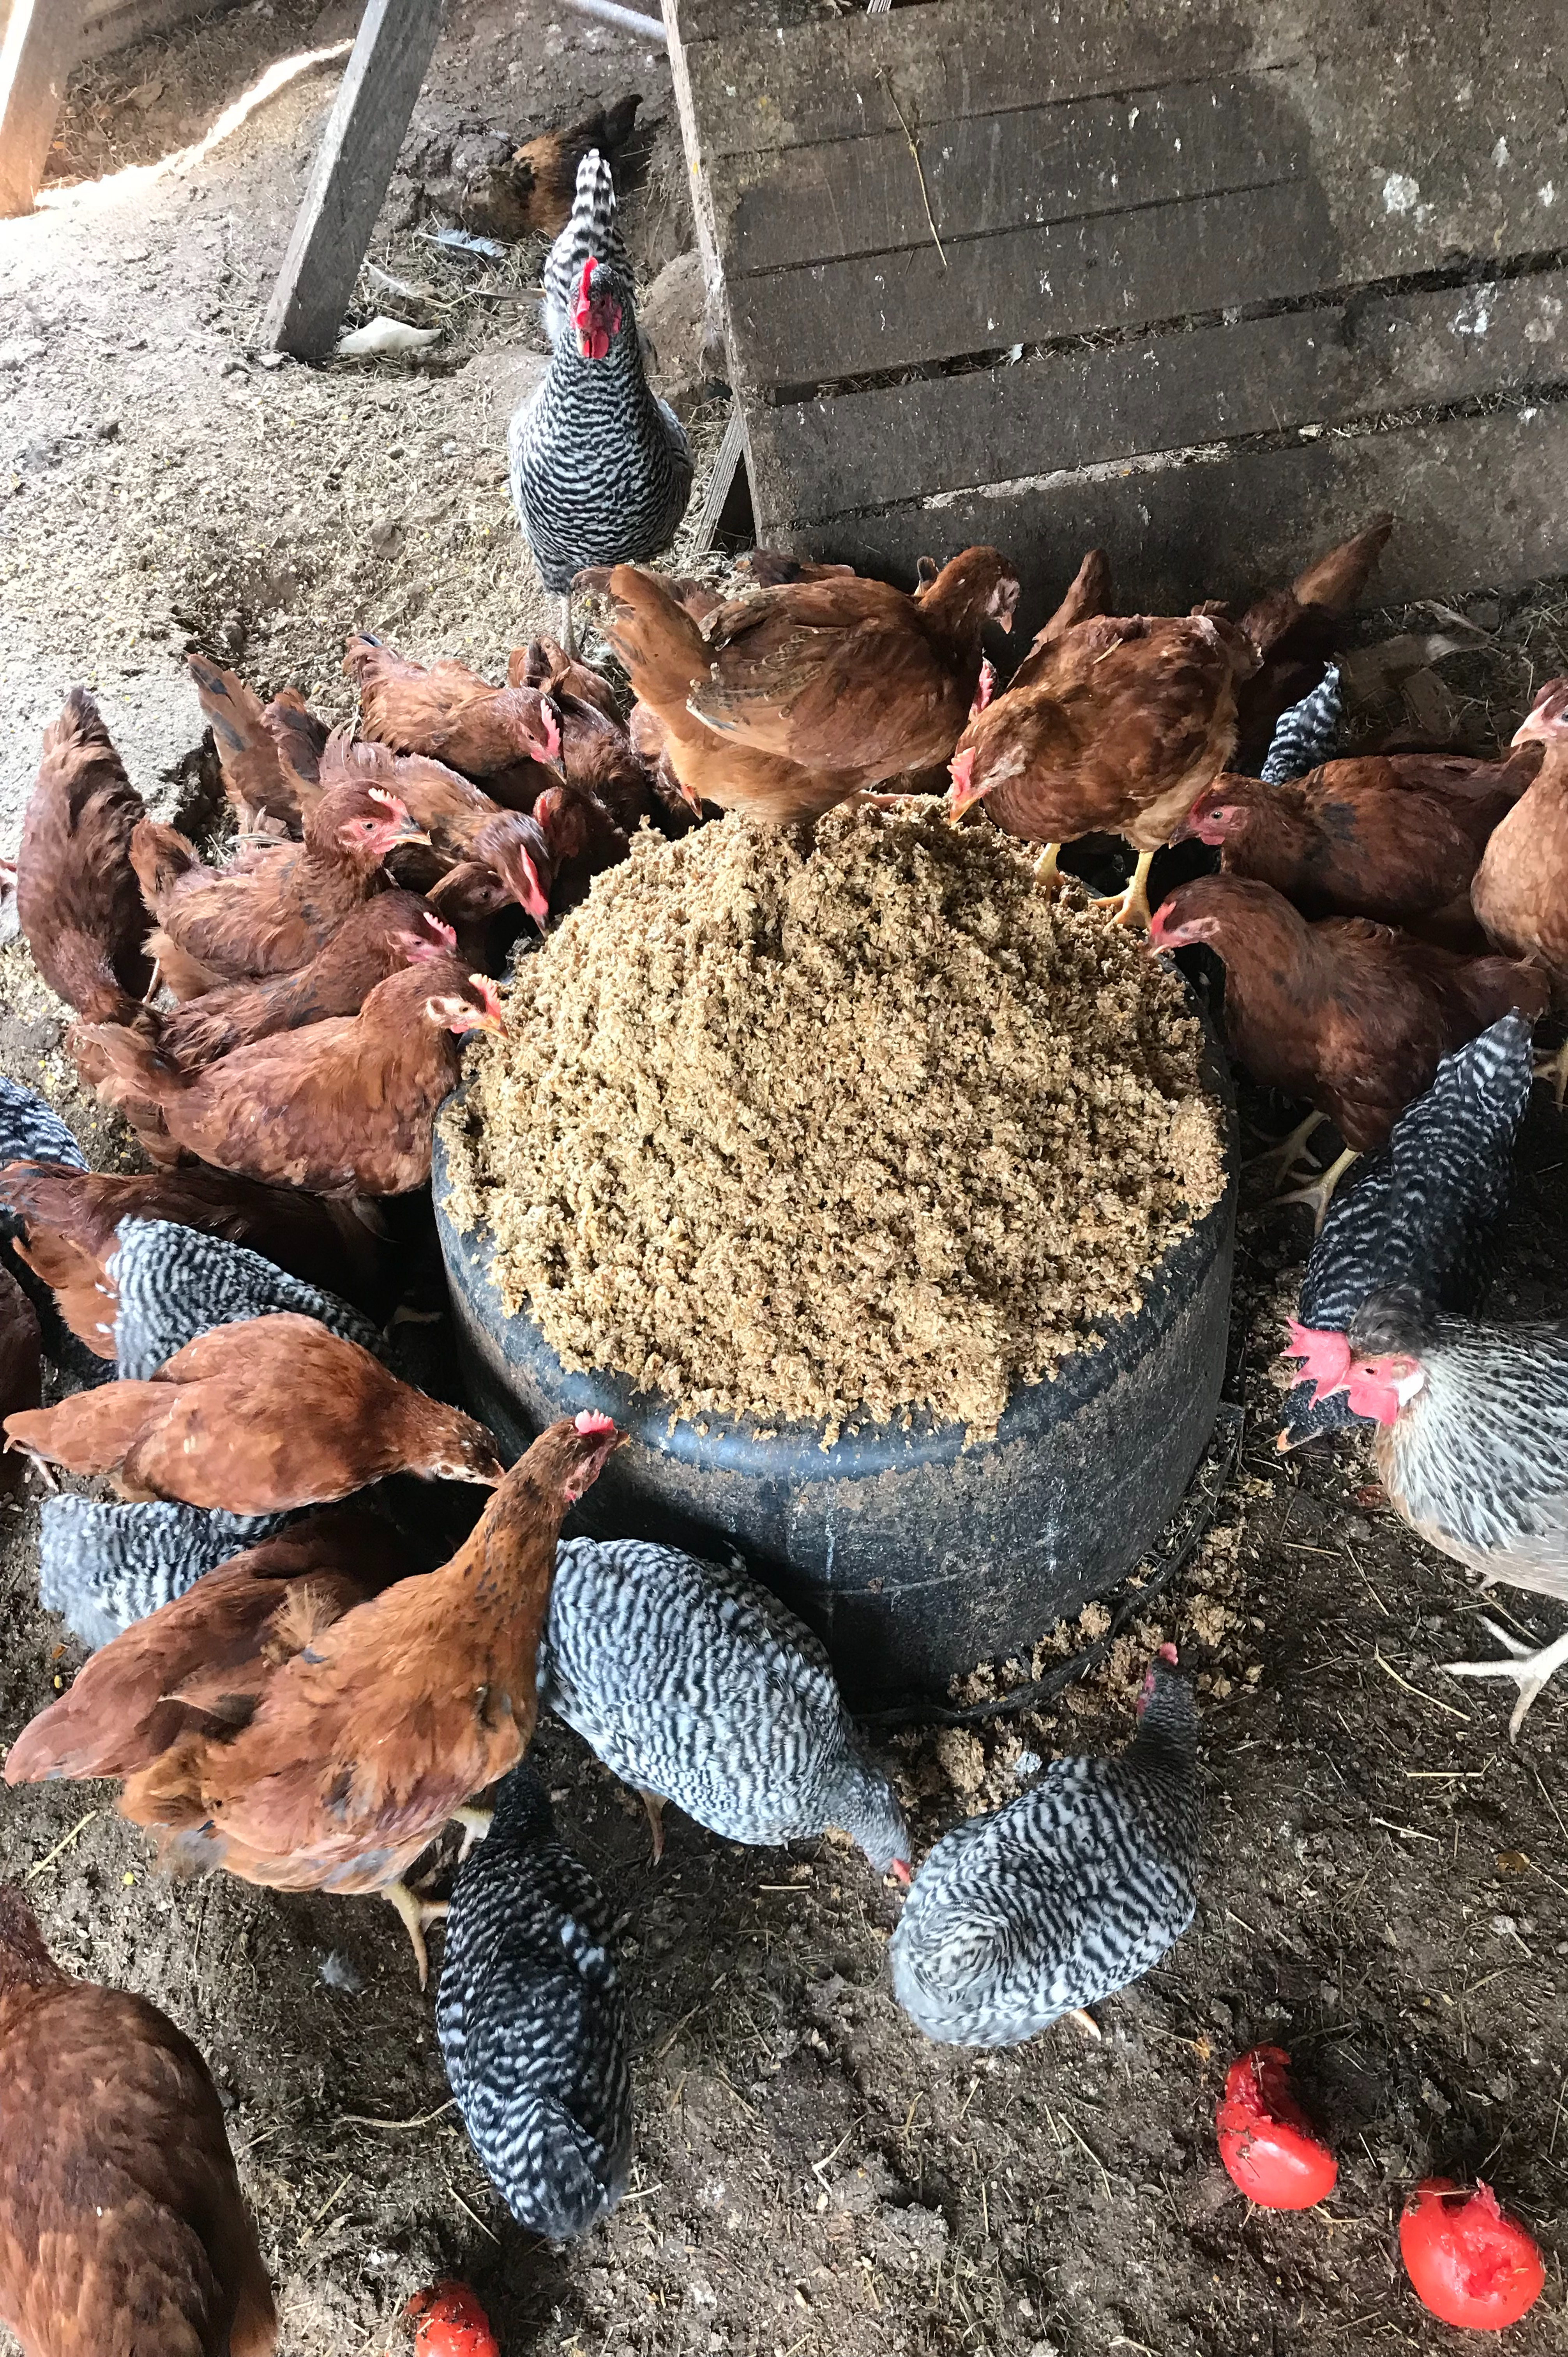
left=1471, top=679, right=1568, bottom=1097
left=531, top=781, right=629, bottom=909
left=0, top=1263, right=41, bottom=1497
left=345, top=632, right=562, bottom=804
left=187, top=656, right=327, bottom=833
left=1149, top=874, right=1549, bottom=1219
left=132, top=778, right=427, bottom=995
left=72, top=957, right=504, bottom=1193
left=509, top=636, right=622, bottom=724
left=587, top=548, right=1019, bottom=825
left=108, top=1415, right=618, bottom=1979
left=18, top=689, right=153, bottom=1024
left=0, top=1886, right=276, bottom=2357
left=4, top=1309, right=503, bottom=1509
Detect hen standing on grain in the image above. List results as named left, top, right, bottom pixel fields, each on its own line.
left=1174, top=741, right=1538, bottom=947
left=131, top=778, right=428, bottom=997
left=345, top=633, right=563, bottom=806
left=540, top=1537, right=911, bottom=1877
left=18, top=688, right=153, bottom=1023
left=1148, top=875, right=1549, bottom=1223
left=4, top=1311, right=502, bottom=1511
left=1279, top=1014, right=1534, bottom=1451
left=589, top=548, right=1019, bottom=825
left=437, top=1762, right=632, bottom=2240
left=0, top=1886, right=276, bottom=2357
left=509, top=151, right=692, bottom=656
left=1471, top=679, right=1568, bottom=1099
left=64, top=1415, right=619, bottom=1980
left=890, top=1647, right=1201, bottom=2047
left=74, top=958, right=505, bottom=1193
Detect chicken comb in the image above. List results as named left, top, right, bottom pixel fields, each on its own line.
left=574, top=1410, right=617, bottom=1436
left=1157, top=1641, right=1179, bottom=1666
left=1282, top=1319, right=1353, bottom=1403
left=424, top=912, right=458, bottom=949
left=466, top=973, right=505, bottom=1024
left=365, top=784, right=411, bottom=817
left=572, top=253, right=597, bottom=322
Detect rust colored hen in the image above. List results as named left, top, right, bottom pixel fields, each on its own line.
left=0, top=1264, right=41, bottom=1497
left=345, top=632, right=562, bottom=804
left=0, top=1887, right=277, bottom=2357
left=0, top=1160, right=390, bottom=1349
left=531, top=781, right=629, bottom=909
left=4, top=1309, right=503, bottom=1509
left=1176, top=740, right=1539, bottom=946
left=111, top=1415, right=621, bottom=1980
left=509, top=636, right=622, bottom=724
left=72, top=958, right=503, bottom=1193
left=187, top=656, right=327, bottom=833
left=1472, top=680, right=1568, bottom=1097
left=317, top=729, right=508, bottom=864
left=132, top=777, right=427, bottom=995
left=1150, top=874, right=1549, bottom=1219
left=18, top=688, right=153, bottom=1024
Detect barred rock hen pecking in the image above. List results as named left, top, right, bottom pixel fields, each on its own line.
left=890, top=1647, right=1201, bottom=2046
left=437, top=1762, right=632, bottom=2241
left=0, top=1887, right=277, bottom=2357
left=508, top=150, right=692, bottom=656
left=1279, top=1014, right=1534, bottom=1450
left=540, top=1537, right=909, bottom=1877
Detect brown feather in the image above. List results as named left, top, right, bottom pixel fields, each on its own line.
left=18, top=689, right=153, bottom=1024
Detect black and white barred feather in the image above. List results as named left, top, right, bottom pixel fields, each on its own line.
left=437, top=1763, right=631, bottom=2241
left=509, top=152, right=692, bottom=596
left=1281, top=1013, right=1533, bottom=1447
left=889, top=1657, right=1201, bottom=2046
left=39, top=1494, right=291, bottom=1647
left=110, top=1218, right=380, bottom=1379
left=1260, top=664, right=1343, bottom=783
left=0, top=1078, right=87, bottom=1178
left=539, top=1537, right=910, bottom=1873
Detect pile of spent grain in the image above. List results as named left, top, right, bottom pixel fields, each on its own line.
left=440, top=801, right=1226, bottom=1441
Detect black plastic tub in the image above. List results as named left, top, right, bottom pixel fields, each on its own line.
left=433, top=1074, right=1235, bottom=1701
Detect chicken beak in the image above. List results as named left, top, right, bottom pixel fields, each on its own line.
left=678, top=776, right=704, bottom=817
left=394, top=820, right=432, bottom=846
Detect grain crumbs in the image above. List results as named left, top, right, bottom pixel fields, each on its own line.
left=440, top=800, right=1226, bottom=1440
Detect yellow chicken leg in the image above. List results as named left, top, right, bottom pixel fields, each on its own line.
left=639, top=1788, right=667, bottom=1864
left=1275, top=1147, right=1359, bottom=1232
left=384, top=1881, right=450, bottom=1989
left=1246, top=1110, right=1329, bottom=1191
left=1093, top=848, right=1155, bottom=931
left=1066, top=2007, right=1102, bottom=2040
left=450, top=1806, right=493, bottom=1862
left=1533, top=1038, right=1568, bottom=1109
left=1033, top=843, right=1062, bottom=892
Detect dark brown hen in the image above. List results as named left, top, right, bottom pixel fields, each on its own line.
left=18, top=689, right=153, bottom=1024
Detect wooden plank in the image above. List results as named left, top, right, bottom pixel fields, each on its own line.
left=263, top=0, right=444, bottom=360
left=0, top=0, right=82, bottom=216
left=794, top=405, right=1568, bottom=624
left=747, top=268, right=1568, bottom=529
left=717, top=77, right=1296, bottom=279
left=689, top=401, right=748, bottom=554
left=727, top=178, right=1335, bottom=389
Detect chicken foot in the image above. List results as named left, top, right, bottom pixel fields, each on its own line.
left=1245, top=1110, right=1329, bottom=1191
left=639, top=1787, right=666, bottom=1864
left=384, top=1880, right=451, bottom=1989
left=1092, top=848, right=1155, bottom=931
left=1274, top=1147, right=1359, bottom=1233
left=1033, top=843, right=1062, bottom=892
left=450, top=1805, right=493, bottom=1861
left=1533, top=1036, right=1568, bottom=1110
left=1066, top=2007, right=1102, bottom=2040
left=1444, top=1615, right=1568, bottom=1741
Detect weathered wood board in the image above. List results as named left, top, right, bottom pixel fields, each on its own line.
left=664, top=0, right=1568, bottom=615
left=0, top=0, right=83, bottom=216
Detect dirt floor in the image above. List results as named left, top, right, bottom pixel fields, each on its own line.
left=2, top=6, right=1568, bottom=2356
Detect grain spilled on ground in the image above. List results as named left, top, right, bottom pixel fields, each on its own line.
left=441, top=800, right=1226, bottom=1439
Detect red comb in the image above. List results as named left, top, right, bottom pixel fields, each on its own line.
left=572, top=255, right=596, bottom=319
left=574, top=1410, right=617, bottom=1436
left=1157, top=1641, right=1178, bottom=1666
left=1283, top=1320, right=1353, bottom=1403
left=424, top=912, right=457, bottom=949
left=466, top=972, right=505, bottom=1023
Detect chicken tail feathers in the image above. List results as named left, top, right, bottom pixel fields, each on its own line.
left=1240, top=516, right=1393, bottom=658
left=587, top=566, right=708, bottom=730
left=4, top=1379, right=165, bottom=1478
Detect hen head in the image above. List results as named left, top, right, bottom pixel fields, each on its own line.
left=947, top=746, right=991, bottom=819
left=424, top=971, right=507, bottom=1040
left=392, top=910, right=459, bottom=967
left=1511, top=676, right=1568, bottom=749
left=524, top=1410, right=625, bottom=1504
left=1173, top=783, right=1250, bottom=846
left=473, top=813, right=553, bottom=928
left=1343, top=1286, right=1430, bottom=1424
left=572, top=256, right=625, bottom=362
left=318, top=782, right=430, bottom=867
left=1147, top=892, right=1221, bottom=952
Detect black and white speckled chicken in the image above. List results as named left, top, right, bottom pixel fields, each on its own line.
left=1337, top=1293, right=1568, bottom=1735
left=889, top=1647, right=1201, bottom=2047
left=508, top=150, right=692, bottom=656
left=1259, top=664, right=1343, bottom=784
left=0, top=1080, right=87, bottom=1174
left=109, top=1219, right=380, bottom=1378
left=38, top=1495, right=292, bottom=1648
left=1279, top=1012, right=1533, bottom=1450
left=437, top=1762, right=631, bottom=2242
left=539, top=1537, right=910, bottom=1878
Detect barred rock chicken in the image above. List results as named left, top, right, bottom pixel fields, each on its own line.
left=1148, top=876, right=1549, bottom=1223
left=344, top=633, right=562, bottom=807
left=37, top=1497, right=293, bottom=1649
left=1471, top=679, right=1568, bottom=1098
left=1338, top=1292, right=1568, bottom=1735
left=589, top=549, right=1019, bottom=825
left=107, top=1220, right=380, bottom=1378
left=18, top=688, right=153, bottom=1023
left=5, top=1311, right=502, bottom=1511
left=540, top=1537, right=910, bottom=1877
left=509, top=150, right=692, bottom=656
left=0, top=1887, right=277, bottom=2357
left=73, top=958, right=504, bottom=1194
left=0, top=1263, right=41, bottom=1498
left=187, top=655, right=328, bottom=832
left=148, top=894, right=457, bottom=1074
left=949, top=522, right=1391, bottom=927
left=437, top=1762, right=632, bottom=2240
left=0, top=1159, right=390, bottom=1348
left=1174, top=742, right=1538, bottom=946
left=1260, top=665, right=1344, bottom=784
left=1280, top=1014, right=1533, bottom=1452
left=131, top=779, right=427, bottom=997
left=75, top=1415, right=620, bottom=1979
left=0, top=1077, right=87, bottom=1172
left=889, top=1647, right=1201, bottom=2046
